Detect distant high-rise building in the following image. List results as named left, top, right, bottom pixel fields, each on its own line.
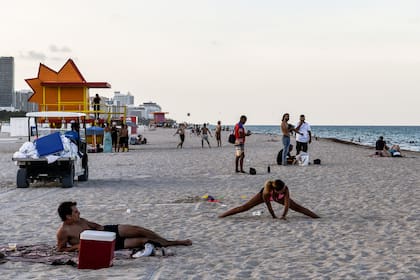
left=143, top=102, right=162, bottom=119
left=112, top=91, right=134, bottom=106
left=14, top=89, right=37, bottom=112
left=126, top=104, right=146, bottom=122
left=0, top=56, right=14, bottom=108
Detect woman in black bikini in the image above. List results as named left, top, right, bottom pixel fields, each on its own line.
left=219, top=179, right=320, bottom=219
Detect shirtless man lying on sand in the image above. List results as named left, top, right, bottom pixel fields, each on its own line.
left=56, top=201, right=192, bottom=253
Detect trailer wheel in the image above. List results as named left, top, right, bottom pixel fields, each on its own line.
left=17, top=168, right=29, bottom=188
left=62, top=165, right=74, bottom=188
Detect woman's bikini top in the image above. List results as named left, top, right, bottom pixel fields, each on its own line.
left=260, top=188, right=284, bottom=201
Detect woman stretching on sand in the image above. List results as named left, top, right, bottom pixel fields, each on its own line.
left=219, top=179, right=319, bottom=219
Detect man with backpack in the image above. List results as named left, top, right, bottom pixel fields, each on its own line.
left=234, top=115, right=251, bottom=173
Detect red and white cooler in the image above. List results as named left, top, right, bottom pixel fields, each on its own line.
left=78, top=230, right=116, bottom=269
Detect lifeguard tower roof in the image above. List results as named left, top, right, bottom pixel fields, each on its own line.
left=25, top=58, right=111, bottom=114
left=41, top=82, right=110, bottom=88
left=152, top=112, right=168, bottom=123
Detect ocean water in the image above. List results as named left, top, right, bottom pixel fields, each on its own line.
left=240, top=125, right=420, bottom=152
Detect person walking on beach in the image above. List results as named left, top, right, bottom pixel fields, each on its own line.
left=219, top=179, right=319, bottom=219
left=295, top=114, right=312, bottom=155
left=56, top=201, right=192, bottom=253
left=201, top=123, right=212, bottom=148
left=281, top=113, right=301, bottom=166
left=234, top=115, right=252, bottom=173
left=174, top=123, right=186, bottom=148
left=93, top=94, right=101, bottom=119
left=215, top=121, right=222, bottom=147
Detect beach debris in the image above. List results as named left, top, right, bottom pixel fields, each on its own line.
left=201, top=194, right=221, bottom=203
left=206, top=195, right=219, bottom=202
left=240, top=195, right=247, bottom=199
left=126, top=209, right=131, bottom=214
left=252, top=210, right=263, bottom=216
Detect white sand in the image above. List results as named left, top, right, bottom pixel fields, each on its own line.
left=0, top=128, right=419, bottom=279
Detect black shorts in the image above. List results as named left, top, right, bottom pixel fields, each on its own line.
left=103, top=224, right=125, bottom=250
left=296, top=141, right=308, bottom=153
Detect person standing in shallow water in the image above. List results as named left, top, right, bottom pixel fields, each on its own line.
left=219, top=179, right=319, bottom=219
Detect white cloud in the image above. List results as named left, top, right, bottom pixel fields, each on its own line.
left=49, top=45, right=72, bottom=53
left=19, top=51, right=46, bottom=61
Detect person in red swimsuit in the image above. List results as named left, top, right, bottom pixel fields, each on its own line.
left=218, top=179, right=320, bottom=219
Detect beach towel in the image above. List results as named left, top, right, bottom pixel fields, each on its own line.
left=0, top=244, right=134, bottom=266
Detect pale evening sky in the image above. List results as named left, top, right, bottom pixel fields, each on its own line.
left=1, top=0, right=419, bottom=125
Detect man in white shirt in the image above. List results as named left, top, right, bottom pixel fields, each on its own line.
left=295, top=114, right=312, bottom=155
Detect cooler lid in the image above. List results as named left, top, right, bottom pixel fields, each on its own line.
left=80, top=230, right=116, bottom=241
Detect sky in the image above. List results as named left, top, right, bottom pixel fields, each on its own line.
left=1, top=0, right=420, bottom=125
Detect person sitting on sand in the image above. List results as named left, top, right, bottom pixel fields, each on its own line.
left=375, top=136, right=389, bottom=157
left=218, top=179, right=319, bottom=219
left=277, top=144, right=296, bottom=165
left=56, top=201, right=192, bottom=253
left=388, top=144, right=402, bottom=157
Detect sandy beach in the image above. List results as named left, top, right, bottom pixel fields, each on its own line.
left=0, top=128, right=419, bottom=279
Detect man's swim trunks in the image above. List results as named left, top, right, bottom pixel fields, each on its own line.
left=103, top=224, right=125, bottom=250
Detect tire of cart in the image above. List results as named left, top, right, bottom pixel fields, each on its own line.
left=62, top=164, right=74, bottom=188
left=16, top=168, right=29, bottom=188
left=78, top=164, right=88, bottom=181
left=78, top=154, right=89, bottom=181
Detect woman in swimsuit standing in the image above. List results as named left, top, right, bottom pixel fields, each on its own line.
left=219, top=179, right=319, bottom=219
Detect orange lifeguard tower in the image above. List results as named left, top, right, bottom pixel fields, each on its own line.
left=25, top=59, right=111, bottom=114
